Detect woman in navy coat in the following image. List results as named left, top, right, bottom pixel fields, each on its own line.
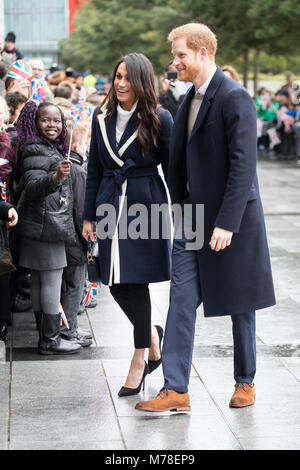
left=83, top=53, right=173, bottom=396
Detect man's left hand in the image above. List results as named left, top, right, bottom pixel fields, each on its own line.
left=209, top=227, right=233, bottom=251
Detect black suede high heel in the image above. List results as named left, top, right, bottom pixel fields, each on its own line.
left=148, top=325, right=164, bottom=374
left=118, top=361, right=149, bottom=397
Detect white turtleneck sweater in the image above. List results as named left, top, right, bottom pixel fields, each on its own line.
left=116, top=102, right=138, bottom=145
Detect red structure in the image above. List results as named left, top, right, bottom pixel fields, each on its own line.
left=69, top=0, right=89, bottom=32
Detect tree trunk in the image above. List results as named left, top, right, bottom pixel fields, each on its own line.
left=253, top=48, right=261, bottom=96
left=243, top=49, right=249, bottom=89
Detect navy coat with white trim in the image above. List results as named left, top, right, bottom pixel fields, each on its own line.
left=167, top=67, right=276, bottom=316
left=83, top=106, right=173, bottom=285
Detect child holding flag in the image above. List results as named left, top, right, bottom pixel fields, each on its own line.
left=16, top=100, right=82, bottom=355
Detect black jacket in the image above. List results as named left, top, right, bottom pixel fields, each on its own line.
left=66, top=150, right=87, bottom=265
left=17, top=137, right=76, bottom=243
left=159, top=88, right=185, bottom=119
left=0, top=196, right=13, bottom=259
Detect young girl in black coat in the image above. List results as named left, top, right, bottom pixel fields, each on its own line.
left=16, top=101, right=81, bottom=355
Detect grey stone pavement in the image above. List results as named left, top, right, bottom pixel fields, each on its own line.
left=1, top=158, right=300, bottom=451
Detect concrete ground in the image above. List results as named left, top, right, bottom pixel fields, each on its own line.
left=1, top=158, right=300, bottom=450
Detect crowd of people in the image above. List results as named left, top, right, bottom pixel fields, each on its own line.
left=0, top=32, right=110, bottom=350
left=255, top=72, right=300, bottom=162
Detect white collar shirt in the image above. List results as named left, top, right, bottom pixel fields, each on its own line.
left=196, top=66, right=217, bottom=96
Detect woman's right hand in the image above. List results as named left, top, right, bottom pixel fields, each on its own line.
left=82, top=220, right=97, bottom=242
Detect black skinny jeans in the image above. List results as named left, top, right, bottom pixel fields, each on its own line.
left=109, top=283, right=151, bottom=349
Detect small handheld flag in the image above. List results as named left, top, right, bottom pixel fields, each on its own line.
left=67, top=106, right=94, bottom=159
left=59, top=303, right=69, bottom=329
left=0, top=180, right=6, bottom=201
left=31, top=77, right=45, bottom=102
left=0, top=158, right=9, bottom=166
left=80, top=282, right=102, bottom=308
left=70, top=105, right=94, bottom=129
left=8, top=60, right=32, bottom=81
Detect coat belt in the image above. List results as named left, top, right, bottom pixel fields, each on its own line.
left=98, top=160, right=158, bottom=213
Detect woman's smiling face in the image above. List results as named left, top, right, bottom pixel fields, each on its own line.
left=37, top=105, right=62, bottom=141
left=114, top=61, right=136, bottom=111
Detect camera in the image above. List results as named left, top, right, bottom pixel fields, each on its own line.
left=167, top=71, right=178, bottom=80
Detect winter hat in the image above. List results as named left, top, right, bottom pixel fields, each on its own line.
left=5, top=32, right=16, bottom=43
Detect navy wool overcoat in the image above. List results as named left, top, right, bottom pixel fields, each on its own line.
left=168, top=67, right=276, bottom=317
left=83, top=105, right=173, bottom=285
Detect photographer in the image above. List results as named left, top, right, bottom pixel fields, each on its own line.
left=158, top=63, right=189, bottom=118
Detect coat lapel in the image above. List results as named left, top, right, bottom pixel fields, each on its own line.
left=170, top=85, right=194, bottom=154
left=117, top=111, right=139, bottom=153
left=189, top=66, right=225, bottom=141
left=106, top=112, right=118, bottom=155
left=98, top=105, right=138, bottom=165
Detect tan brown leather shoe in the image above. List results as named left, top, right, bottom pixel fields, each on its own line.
left=135, top=388, right=191, bottom=412
left=229, top=383, right=255, bottom=408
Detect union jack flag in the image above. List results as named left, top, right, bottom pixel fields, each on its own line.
left=0, top=158, right=9, bottom=166
left=91, top=282, right=102, bottom=296
left=80, top=282, right=102, bottom=307
left=70, top=105, right=95, bottom=129
left=0, top=180, right=6, bottom=201
left=59, top=303, right=69, bottom=329
left=8, top=60, right=32, bottom=81
left=31, top=77, right=45, bottom=102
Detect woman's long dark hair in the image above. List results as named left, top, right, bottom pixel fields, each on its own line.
left=99, top=53, right=160, bottom=156
left=16, top=101, right=68, bottom=156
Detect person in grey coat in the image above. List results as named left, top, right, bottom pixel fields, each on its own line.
left=60, top=121, right=92, bottom=347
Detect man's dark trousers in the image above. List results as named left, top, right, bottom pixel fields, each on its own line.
left=162, top=232, right=256, bottom=394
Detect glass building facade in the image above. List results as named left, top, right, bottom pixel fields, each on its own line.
left=4, top=0, right=69, bottom=67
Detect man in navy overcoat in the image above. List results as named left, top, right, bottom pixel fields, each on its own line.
left=136, top=23, right=276, bottom=413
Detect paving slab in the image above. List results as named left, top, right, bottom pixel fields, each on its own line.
left=120, top=414, right=242, bottom=450
left=9, top=440, right=125, bottom=450
left=280, top=357, right=300, bottom=381
left=239, top=436, right=300, bottom=451
left=11, top=360, right=106, bottom=399
left=192, top=357, right=300, bottom=449
left=9, top=397, right=122, bottom=447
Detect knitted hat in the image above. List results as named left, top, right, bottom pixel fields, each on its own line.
left=5, top=31, right=16, bottom=43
